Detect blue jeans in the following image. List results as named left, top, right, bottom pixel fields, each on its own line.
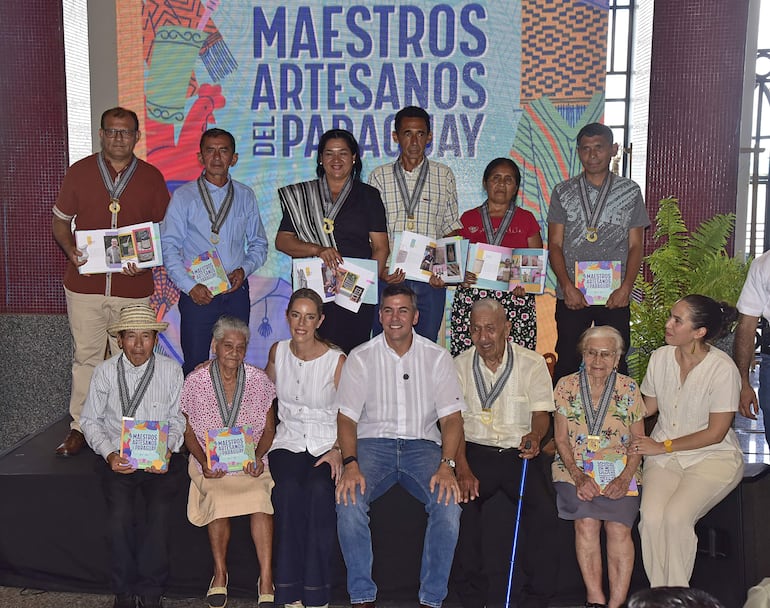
left=336, top=438, right=461, bottom=607
left=371, top=279, right=446, bottom=343
left=759, top=353, right=770, bottom=447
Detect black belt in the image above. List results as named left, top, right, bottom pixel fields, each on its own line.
left=468, top=442, right=520, bottom=454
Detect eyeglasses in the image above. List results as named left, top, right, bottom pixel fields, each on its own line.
left=583, top=349, right=617, bottom=360
left=102, top=128, right=137, bottom=139
left=488, top=174, right=517, bottom=185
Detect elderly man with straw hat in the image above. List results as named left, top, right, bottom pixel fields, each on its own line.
left=80, top=303, right=186, bottom=608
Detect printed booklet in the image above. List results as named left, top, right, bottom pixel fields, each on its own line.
left=120, top=418, right=170, bottom=471
left=206, top=425, right=256, bottom=473
left=76, top=222, right=162, bottom=274
left=188, top=249, right=231, bottom=296
left=467, top=244, right=548, bottom=294
left=292, top=257, right=377, bottom=312
left=389, top=231, right=469, bottom=284
left=583, top=449, right=638, bottom=496
left=574, top=260, right=621, bottom=305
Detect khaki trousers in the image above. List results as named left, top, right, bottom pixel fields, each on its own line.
left=639, top=450, right=744, bottom=587
left=65, top=287, right=149, bottom=431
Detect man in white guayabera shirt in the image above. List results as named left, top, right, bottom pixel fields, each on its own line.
left=335, top=284, right=466, bottom=608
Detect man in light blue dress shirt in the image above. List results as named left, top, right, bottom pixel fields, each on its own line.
left=161, top=128, right=268, bottom=374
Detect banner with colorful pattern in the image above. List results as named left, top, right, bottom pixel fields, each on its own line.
left=117, top=0, right=609, bottom=365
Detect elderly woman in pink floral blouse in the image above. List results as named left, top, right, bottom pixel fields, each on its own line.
left=181, top=315, right=276, bottom=608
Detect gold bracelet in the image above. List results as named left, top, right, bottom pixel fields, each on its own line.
left=664, top=439, right=673, bottom=453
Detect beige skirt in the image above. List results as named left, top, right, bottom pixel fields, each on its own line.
left=187, top=455, right=275, bottom=527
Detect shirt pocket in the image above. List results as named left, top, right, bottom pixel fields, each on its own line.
left=499, top=396, right=531, bottom=427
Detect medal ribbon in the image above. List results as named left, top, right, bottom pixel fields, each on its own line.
left=472, top=342, right=514, bottom=411
left=210, top=359, right=246, bottom=428
left=319, top=174, right=354, bottom=228
left=197, top=174, right=235, bottom=242
left=116, top=354, right=156, bottom=418
left=97, top=153, right=138, bottom=230
left=578, top=368, right=617, bottom=437
left=480, top=200, right=516, bottom=246
left=393, top=159, right=430, bottom=226
left=98, top=154, right=139, bottom=295
left=578, top=173, right=614, bottom=233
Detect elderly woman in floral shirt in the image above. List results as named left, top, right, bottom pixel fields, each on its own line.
left=552, top=325, right=646, bottom=608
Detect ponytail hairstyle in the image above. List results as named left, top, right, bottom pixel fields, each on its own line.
left=679, top=294, right=737, bottom=342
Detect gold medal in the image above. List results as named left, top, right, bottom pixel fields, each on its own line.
left=586, top=434, right=601, bottom=452
left=323, top=217, right=334, bottom=234
left=407, top=215, right=415, bottom=231
left=586, top=227, right=598, bottom=242
left=108, top=199, right=121, bottom=214
left=480, top=410, right=492, bottom=425
left=210, top=232, right=220, bottom=245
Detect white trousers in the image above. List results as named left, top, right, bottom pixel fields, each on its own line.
left=639, top=450, right=744, bottom=587
left=65, top=287, right=149, bottom=430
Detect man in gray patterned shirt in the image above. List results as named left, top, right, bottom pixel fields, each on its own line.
left=547, top=123, right=649, bottom=381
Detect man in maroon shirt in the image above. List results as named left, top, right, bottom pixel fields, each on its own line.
left=52, top=107, right=170, bottom=456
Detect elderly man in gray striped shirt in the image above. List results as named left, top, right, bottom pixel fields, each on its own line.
left=335, top=284, right=466, bottom=608
left=80, top=303, right=185, bottom=608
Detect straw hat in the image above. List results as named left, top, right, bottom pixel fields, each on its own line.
left=107, top=303, right=168, bottom=336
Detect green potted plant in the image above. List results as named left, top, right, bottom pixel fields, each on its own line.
left=628, top=196, right=751, bottom=383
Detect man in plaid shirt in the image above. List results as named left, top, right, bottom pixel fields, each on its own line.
left=368, top=106, right=462, bottom=342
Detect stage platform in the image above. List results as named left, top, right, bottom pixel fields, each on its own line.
left=1, top=417, right=768, bottom=607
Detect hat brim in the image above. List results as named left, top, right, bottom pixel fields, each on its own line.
left=107, top=322, right=169, bottom=337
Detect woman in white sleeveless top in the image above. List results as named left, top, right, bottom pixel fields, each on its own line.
left=266, top=288, right=346, bottom=608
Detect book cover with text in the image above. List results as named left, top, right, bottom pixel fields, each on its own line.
left=575, top=260, right=621, bottom=305
left=189, top=249, right=231, bottom=296
left=120, top=418, right=170, bottom=471
left=205, top=425, right=256, bottom=473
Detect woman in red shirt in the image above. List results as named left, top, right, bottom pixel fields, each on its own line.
left=450, top=158, right=542, bottom=355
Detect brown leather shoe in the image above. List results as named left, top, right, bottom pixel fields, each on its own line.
left=55, top=429, right=86, bottom=457
left=352, top=603, right=376, bottom=608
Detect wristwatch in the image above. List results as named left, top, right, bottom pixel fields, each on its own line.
left=440, top=457, right=456, bottom=469
left=343, top=455, right=358, bottom=466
